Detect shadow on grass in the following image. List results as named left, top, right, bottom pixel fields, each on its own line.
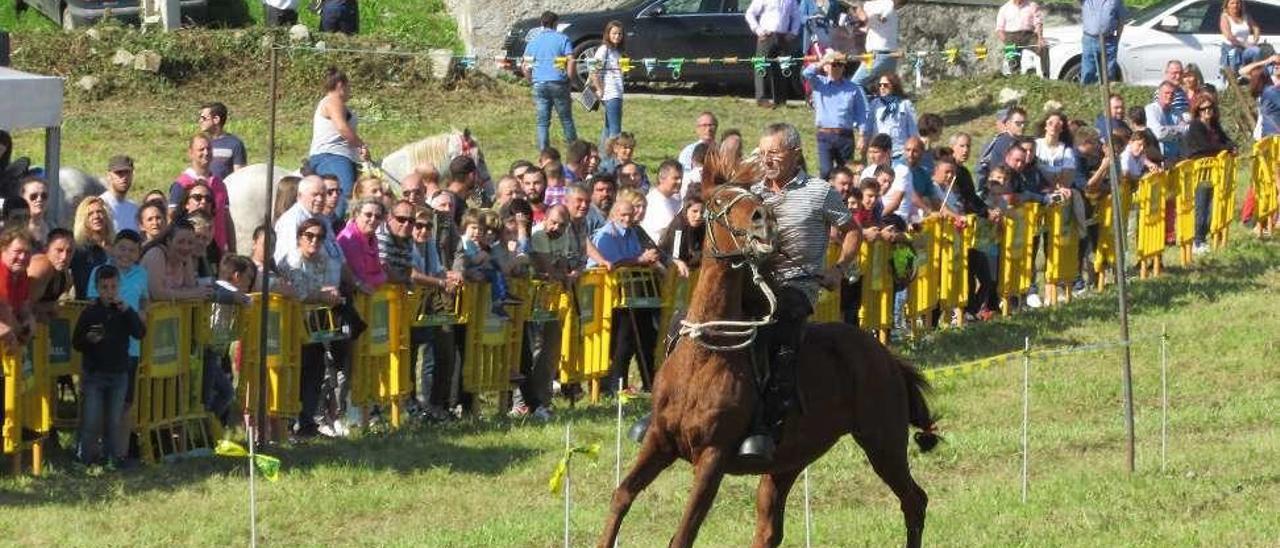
left=904, top=238, right=1280, bottom=367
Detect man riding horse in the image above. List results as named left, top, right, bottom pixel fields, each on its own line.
left=740, top=122, right=863, bottom=460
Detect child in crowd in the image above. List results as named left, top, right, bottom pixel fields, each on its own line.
left=86, top=229, right=149, bottom=462
left=851, top=178, right=884, bottom=228
left=202, top=254, right=255, bottom=425
left=454, top=212, right=520, bottom=318
left=972, top=166, right=1016, bottom=319
left=74, top=265, right=146, bottom=467
left=1119, top=128, right=1162, bottom=180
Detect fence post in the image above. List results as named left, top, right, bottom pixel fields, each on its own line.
left=1021, top=336, right=1031, bottom=504
left=1161, top=324, right=1169, bottom=473
left=803, top=467, right=813, bottom=548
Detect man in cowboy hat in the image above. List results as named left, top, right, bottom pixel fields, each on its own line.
left=802, top=49, right=869, bottom=179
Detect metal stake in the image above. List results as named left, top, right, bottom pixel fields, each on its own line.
left=1161, top=324, right=1169, bottom=472
left=1021, top=336, right=1030, bottom=503
left=258, top=41, right=279, bottom=444
left=803, top=467, right=813, bottom=548
left=1095, top=43, right=1137, bottom=474
left=564, top=422, right=572, bottom=548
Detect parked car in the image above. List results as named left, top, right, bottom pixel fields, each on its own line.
left=1023, top=0, right=1280, bottom=86
left=16, top=0, right=208, bottom=30
left=501, top=0, right=807, bottom=90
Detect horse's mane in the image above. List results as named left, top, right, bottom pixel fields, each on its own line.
left=700, top=147, right=760, bottom=194
left=393, top=130, right=465, bottom=173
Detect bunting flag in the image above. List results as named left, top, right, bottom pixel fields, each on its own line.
left=548, top=442, right=602, bottom=495
left=216, top=440, right=282, bottom=482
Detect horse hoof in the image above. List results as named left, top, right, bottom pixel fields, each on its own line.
left=628, top=414, right=651, bottom=444
left=737, top=435, right=776, bottom=462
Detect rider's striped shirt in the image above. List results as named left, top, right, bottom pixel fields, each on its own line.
left=752, top=170, right=852, bottom=307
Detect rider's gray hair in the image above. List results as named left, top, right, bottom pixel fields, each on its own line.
left=762, top=123, right=802, bottom=151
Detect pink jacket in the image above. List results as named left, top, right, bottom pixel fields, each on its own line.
left=172, top=169, right=233, bottom=253
left=336, top=220, right=387, bottom=289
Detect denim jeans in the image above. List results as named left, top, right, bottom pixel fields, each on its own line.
left=816, top=131, right=855, bottom=179
left=601, top=98, right=623, bottom=147
left=1194, top=183, right=1213, bottom=245
left=1080, top=33, right=1120, bottom=84
left=409, top=326, right=438, bottom=407
left=320, top=0, right=359, bottom=35
left=203, top=347, right=234, bottom=424
left=851, top=52, right=899, bottom=89
left=79, top=371, right=129, bottom=464
left=1220, top=44, right=1261, bottom=73
left=515, top=321, right=559, bottom=410
left=310, top=152, right=357, bottom=219
left=299, top=343, right=326, bottom=430
left=533, top=81, right=578, bottom=152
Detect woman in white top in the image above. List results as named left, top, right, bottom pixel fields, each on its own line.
left=1034, top=111, right=1077, bottom=188
left=1219, top=0, right=1261, bottom=71
left=308, top=66, right=369, bottom=220
left=591, top=21, right=626, bottom=147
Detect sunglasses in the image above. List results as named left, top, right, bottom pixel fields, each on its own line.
left=300, top=231, right=323, bottom=242
left=414, top=222, right=433, bottom=230
left=392, top=215, right=413, bottom=224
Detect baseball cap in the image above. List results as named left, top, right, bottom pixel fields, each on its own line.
left=108, top=155, right=135, bottom=172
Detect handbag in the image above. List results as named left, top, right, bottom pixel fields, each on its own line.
left=577, top=85, right=601, bottom=112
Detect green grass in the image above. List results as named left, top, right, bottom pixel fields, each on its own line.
left=2, top=222, right=1277, bottom=546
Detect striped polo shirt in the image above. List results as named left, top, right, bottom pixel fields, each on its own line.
left=752, top=170, right=853, bottom=306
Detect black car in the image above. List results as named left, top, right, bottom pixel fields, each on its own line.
left=502, top=0, right=806, bottom=89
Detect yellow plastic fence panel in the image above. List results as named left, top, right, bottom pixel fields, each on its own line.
left=559, top=269, right=608, bottom=384
left=906, top=216, right=942, bottom=318
left=859, top=239, right=894, bottom=331
left=43, top=301, right=87, bottom=378
left=352, top=287, right=396, bottom=407
left=1173, top=158, right=1205, bottom=247
left=461, top=282, right=515, bottom=394
left=410, top=284, right=467, bottom=328
left=813, top=244, right=841, bottom=323
left=385, top=287, right=414, bottom=411
left=1209, top=151, right=1236, bottom=244
left=2, top=349, right=21, bottom=454
left=3, top=344, right=51, bottom=455
left=236, top=294, right=302, bottom=419
left=1044, top=201, right=1081, bottom=286
left=502, top=278, right=534, bottom=385
left=655, top=267, right=699, bottom=364
left=137, top=301, right=220, bottom=463
left=1093, top=181, right=1133, bottom=273
left=1134, top=171, right=1171, bottom=262
left=1254, top=136, right=1279, bottom=222
left=939, top=215, right=976, bottom=309
left=999, top=202, right=1041, bottom=298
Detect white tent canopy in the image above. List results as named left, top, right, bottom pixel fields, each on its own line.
left=0, top=67, right=63, bottom=129
left=0, top=66, right=64, bottom=223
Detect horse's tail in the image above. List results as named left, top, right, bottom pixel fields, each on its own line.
left=895, top=356, right=941, bottom=453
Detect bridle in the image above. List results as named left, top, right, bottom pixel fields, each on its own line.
left=678, top=184, right=777, bottom=352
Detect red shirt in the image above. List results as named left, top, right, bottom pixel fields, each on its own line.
left=0, top=261, right=30, bottom=312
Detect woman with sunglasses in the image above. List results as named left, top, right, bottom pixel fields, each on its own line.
left=19, top=176, right=52, bottom=250
left=1184, top=95, right=1236, bottom=253
left=861, top=72, right=919, bottom=159
left=277, top=217, right=343, bottom=439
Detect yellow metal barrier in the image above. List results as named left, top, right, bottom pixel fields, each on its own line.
left=813, top=244, right=841, bottom=323
left=460, top=282, right=517, bottom=395
left=135, top=302, right=218, bottom=464
left=999, top=202, right=1041, bottom=314
left=236, top=294, right=302, bottom=420
left=3, top=342, right=51, bottom=474
left=654, top=268, right=699, bottom=366
left=1134, top=171, right=1171, bottom=278
left=1043, top=201, right=1081, bottom=305
left=1209, top=151, right=1236, bottom=249
left=557, top=269, right=605, bottom=385
left=1253, top=136, right=1279, bottom=233
left=905, top=216, right=942, bottom=330
left=37, top=301, right=86, bottom=429
left=352, top=286, right=412, bottom=419
left=938, top=215, right=976, bottom=323
left=1173, top=158, right=1206, bottom=264
left=859, top=239, right=894, bottom=342
left=1092, top=180, right=1132, bottom=289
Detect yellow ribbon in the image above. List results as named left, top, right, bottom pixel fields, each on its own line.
left=216, top=440, right=282, bottom=482
left=548, top=443, right=601, bottom=494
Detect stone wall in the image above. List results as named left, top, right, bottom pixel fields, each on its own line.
left=445, top=0, right=1080, bottom=78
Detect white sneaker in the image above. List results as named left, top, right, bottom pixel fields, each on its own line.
left=1025, top=293, right=1043, bottom=309
left=332, top=419, right=351, bottom=437
left=317, top=423, right=338, bottom=438
left=1193, top=243, right=1210, bottom=255
left=532, top=406, right=553, bottom=421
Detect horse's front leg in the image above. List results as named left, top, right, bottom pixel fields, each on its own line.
left=668, top=447, right=729, bottom=548
left=597, top=435, right=676, bottom=548
left=750, top=468, right=801, bottom=548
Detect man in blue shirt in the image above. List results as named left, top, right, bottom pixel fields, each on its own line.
left=522, top=11, right=579, bottom=153
left=1079, top=0, right=1126, bottom=84
left=802, top=50, right=869, bottom=179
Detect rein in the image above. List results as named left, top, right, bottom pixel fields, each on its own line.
left=677, top=184, right=777, bottom=352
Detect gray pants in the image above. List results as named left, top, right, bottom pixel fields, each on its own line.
left=514, top=321, right=560, bottom=410
left=754, top=34, right=793, bottom=105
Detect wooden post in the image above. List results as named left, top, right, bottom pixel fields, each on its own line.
left=32, top=440, right=43, bottom=476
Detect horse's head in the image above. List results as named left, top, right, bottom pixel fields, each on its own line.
left=700, top=148, right=774, bottom=262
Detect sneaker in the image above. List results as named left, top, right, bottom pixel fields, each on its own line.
left=332, top=419, right=351, bottom=438
left=317, top=423, right=338, bottom=438
left=532, top=406, right=553, bottom=421
left=1193, top=243, right=1210, bottom=256
left=1025, top=293, right=1043, bottom=309
left=508, top=404, right=530, bottom=418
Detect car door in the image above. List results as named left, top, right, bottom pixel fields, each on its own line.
left=628, top=0, right=740, bottom=80
left=1244, top=1, right=1280, bottom=42
left=1120, top=0, right=1220, bottom=85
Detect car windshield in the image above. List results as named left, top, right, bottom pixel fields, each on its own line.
left=1129, top=0, right=1187, bottom=25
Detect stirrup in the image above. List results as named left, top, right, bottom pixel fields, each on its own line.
left=738, top=434, right=776, bottom=461
left=628, top=413, right=651, bottom=444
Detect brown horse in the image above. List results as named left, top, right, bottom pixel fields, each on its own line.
left=597, top=152, right=939, bottom=548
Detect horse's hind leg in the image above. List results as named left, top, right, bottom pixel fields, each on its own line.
left=668, top=447, right=729, bottom=548
left=597, top=438, right=676, bottom=548
left=858, top=436, right=928, bottom=548
left=750, top=468, right=801, bottom=548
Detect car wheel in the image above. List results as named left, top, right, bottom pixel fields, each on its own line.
left=61, top=4, right=77, bottom=30
left=570, top=38, right=602, bottom=92
left=1061, top=59, right=1081, bottom=83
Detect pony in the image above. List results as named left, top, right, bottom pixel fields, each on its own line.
left=378, top=129, right=492, bottom=197
left=598, top=149, right=939, bottom=548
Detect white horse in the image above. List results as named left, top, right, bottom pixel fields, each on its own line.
left=53, top=166, right=105, bottom=228
left=224, top=130, right=491, bottom=255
